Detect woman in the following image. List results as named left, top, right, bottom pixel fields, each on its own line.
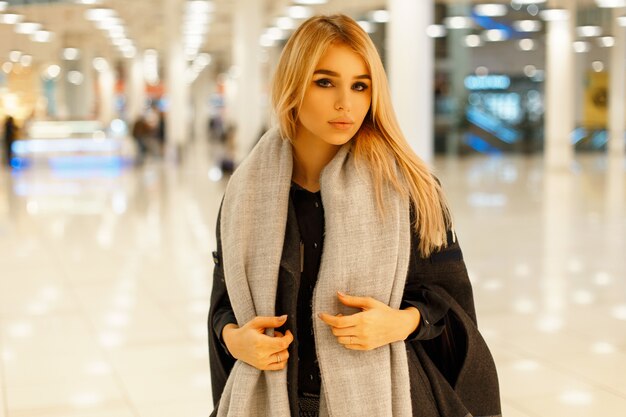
left=208, top=14, right=500, bottom=417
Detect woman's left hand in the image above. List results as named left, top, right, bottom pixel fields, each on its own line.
left=318, top=292, right=421, bottom=351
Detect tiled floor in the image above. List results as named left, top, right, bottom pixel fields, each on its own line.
left=0, top=141, right=624, bottom=416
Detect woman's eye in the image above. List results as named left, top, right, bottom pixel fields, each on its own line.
left=314, top=79, right=333, bottom=88
left=353, top=82, right=369, bottom=92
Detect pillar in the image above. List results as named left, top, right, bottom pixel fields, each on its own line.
left=544, top=1, right=576, bottom=171
left=126, top=55, right=146, bottom=124
left=608, top=7, right=626, bottom=157
left=232, top=0, right=263, bottom=161
left=387, top=0, right=435, bottom=162
left=164, top=0, right=190, bottom=163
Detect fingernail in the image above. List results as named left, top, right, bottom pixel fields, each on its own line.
left=337, top=291, right=345, bottom=297
left=317, top=313, right=322, bottom=319
left=279, top=315, right=287, bottom=320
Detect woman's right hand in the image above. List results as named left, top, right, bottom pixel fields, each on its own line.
left=222, top=315, right=293, bottom=371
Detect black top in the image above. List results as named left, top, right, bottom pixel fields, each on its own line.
left=290, top=182, right=324, bottom=394
left=211, top=183, right=449, bottom=395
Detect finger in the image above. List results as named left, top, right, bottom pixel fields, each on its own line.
left=262, top=330, right=294, bottom=351
left=337, top=292, right=378, bottom=310
left=249, top=315, right=287, bottom=330
left=344, top=343, right=367, bottom=351
left=264, top=360, right=288, bottom=371
left=330, top=326, right=356, bottom=337
left=336, top=335, right=366, bottom=350
left=318, top=312, right=358, bottom=328
left=264, top=349, right=289, bottom=370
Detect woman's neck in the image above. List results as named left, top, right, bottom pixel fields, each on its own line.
left=291, top=134, right=340, bottom=192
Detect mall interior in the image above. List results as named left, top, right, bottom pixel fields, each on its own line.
left=0, top=0, right=625, bottom=416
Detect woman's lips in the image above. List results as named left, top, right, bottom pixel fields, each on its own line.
left=328, top=121, right=354, bottom=130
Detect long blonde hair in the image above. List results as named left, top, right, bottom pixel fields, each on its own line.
left=271, top=14, right=452, bottom=257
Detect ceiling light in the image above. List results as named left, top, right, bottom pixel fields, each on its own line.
left=484, top=29, right=508, bottom=41
left=474, top=4, right=508, bottom=17
left=618, top=16, right=626, bottom=27
left=186, top=1, right=214, bottom=13
left=371, top=10, right=390, bottom=23
left=122, top=47, right=136, bottom=59
left=518, top=38, right=535, bottom=51
left=19, top=54, right=32, bottom=67
left=465, top=34, right=482, bottom=47
left=195, top=53, right=212, bottom=67
left=75, top=0, right=102, bottom=4
left=259, top=34, right=275, bottom=47
left=2, top=62, right=13, bottom=73
left=573, top=41, right=590, bottom=53
left=357, top=21, right=374, bottom=33
left=512, top=0, right=546, bottom=4
left=67, top=70, right=84, bottom=85
left=595, top=0, right=626, bottom=7
left=84, top=8, right=116, bottom=21
left=15, top=22, right=41, bottom=34
left=527, top=4, right=540, bottom=16
left=0, top=14, right=23, bottom=24
left=287, top=6, right=313, bottom=19
left=293, top=0, right=327, bottom=4
left=540, top=9, right=570, bottom=21
left=93, top=57, right=108, bottom=72
left=44, top=64, right=61, bottom=79
left=513, top=20, right=542, bottom=32
left=31, top=30, right=53, bottom=42
left=9, top=50, right=21, bottom=62
left=63, top=48, right=80, bottom=60
left=576, top=26, right=602, bottom=37
left=265, top=27, right=286, bottom=41
left=0, top=1, right=7, bottom=11
left=444, top=16, right=474, bottom=29
left=276, top=16, right=295, bottom=30
left=592, top=61, right=604, bottom=72
left=598, top=36, right=615, bottom=47
left=523, top=65, right=537, bottom=77
left=95, top=17, right=122, bottom=29
left=426, top=24, right=446, bottom=38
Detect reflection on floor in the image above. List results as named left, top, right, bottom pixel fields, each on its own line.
left=0, top=143, right=624, bottom=417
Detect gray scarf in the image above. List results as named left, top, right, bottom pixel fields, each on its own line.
left=218, top=127, right=412, bottom=417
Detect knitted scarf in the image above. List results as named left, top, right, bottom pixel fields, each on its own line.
left=218, top=127, right=412, bottom=417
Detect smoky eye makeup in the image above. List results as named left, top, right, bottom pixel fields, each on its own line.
left=314, top=78, right=333, bottom=88
left=352, top=82, right=369, bottom=91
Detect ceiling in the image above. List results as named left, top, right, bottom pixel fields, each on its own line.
left=0, top=0, right=621, bottom=74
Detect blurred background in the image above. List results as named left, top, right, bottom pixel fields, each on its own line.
left=0, top=0, right=625, bottom=416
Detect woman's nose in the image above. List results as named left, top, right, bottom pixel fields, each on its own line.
left=334, top=91, right=351, bottom=112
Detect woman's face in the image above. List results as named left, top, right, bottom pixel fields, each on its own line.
left=296, top=43, right=372, bottom=147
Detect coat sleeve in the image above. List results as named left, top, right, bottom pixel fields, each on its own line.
left=208, top=205, right=237, bottom=407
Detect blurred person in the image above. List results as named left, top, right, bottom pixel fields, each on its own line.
left=208, top=15, right=500, bottom=417
left=3, top=116, right=18, bottom=167
left=155, top=110, right=166, bottom=157
left=131, top=115, right=151, bottom=165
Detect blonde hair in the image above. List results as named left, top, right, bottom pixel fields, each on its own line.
left=271, top=15, right=452, bottom=257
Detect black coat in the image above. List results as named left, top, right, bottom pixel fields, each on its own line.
left=208, top=201, right=501, bottom=417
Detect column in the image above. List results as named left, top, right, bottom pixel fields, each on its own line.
left=192, top=68, right=211, bottom=142
left=96, top=57, right=116, bottom=126
left=164, top=0, right=189, bottom=163
left=608, top=7, right=626, bottom=157
left=64, top=37, right=95, bottom=119
left=232, top=0, right=263, bottom=161
left=126, top=55, right=146, bottom=124
left=387, top=0, right=434, bottom=162
left=544, top=1, right=576, bottom=171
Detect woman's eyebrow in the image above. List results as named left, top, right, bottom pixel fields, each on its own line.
left=313, top=69, right=371, bottom=80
